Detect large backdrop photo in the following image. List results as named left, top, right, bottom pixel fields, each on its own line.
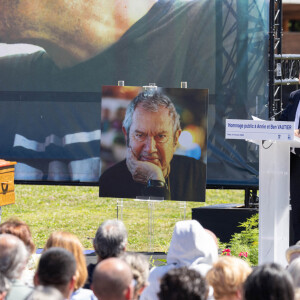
left=0, top=0, right=269, bottom=188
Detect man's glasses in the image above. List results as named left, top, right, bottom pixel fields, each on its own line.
left=133, top=132, right=170, bottom=144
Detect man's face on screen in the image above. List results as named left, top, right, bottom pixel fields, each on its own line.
left=126, top=105, right=180, bottom=177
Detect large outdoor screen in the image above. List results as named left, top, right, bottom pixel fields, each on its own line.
left=0, top=0, right=269, bottom=187
left=0, top=91, right=101, bottom=183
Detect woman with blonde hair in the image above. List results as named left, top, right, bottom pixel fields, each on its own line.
left=120, top=252, right=149, bottom=300
left=44, top=231, right=97, bottom=300
left=206, top=256, right=252, bottom=300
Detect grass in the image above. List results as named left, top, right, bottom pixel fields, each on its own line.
left=1, top=185, right=244, bottom=252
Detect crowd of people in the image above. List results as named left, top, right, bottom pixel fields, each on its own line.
left=0, top=217, right=300, bottom=300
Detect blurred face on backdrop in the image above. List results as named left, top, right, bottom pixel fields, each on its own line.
left=0, top=0, right=157, bottom=68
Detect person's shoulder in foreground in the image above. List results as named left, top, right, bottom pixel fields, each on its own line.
left=71, top=287, right=97, bottom=300
left=280, top=88, right=300, bottom=121
left=290, top=89, right=300, bottom=100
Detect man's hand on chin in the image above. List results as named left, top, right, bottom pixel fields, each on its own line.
left=126, top=148, right=165, bottom=185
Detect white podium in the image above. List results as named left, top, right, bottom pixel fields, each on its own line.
left=226, top=119, right=298, bottom=265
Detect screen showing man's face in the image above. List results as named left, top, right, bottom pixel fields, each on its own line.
left=127, top=105, right=179, bottom=178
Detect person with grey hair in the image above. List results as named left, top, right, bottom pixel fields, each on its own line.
left=0, top=234, right=33, bottom=300
left=94, top=219, right=127, bottom=259
left=99, top=92, right=206, bottom=201
left=84, top=219, right=127, bottom=289
left=25, top=286, right=64, bottom=300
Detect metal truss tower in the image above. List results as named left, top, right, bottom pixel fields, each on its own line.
left=269, top=0, right=300, bottom=120
left=269, top=0, right=282, bottom=120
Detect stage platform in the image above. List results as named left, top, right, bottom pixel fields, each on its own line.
left=192, top=203, right=258, bottom=243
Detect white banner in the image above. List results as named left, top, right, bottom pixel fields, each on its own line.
left=225, top=119, right=295, bottom=141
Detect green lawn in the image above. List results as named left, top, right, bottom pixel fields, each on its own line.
left=1, top=185, right=244, bottom=252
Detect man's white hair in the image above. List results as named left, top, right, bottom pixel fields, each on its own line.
left=0, top=234, right=29, bottom=280
left=94, top=219, right=127, bottom=259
